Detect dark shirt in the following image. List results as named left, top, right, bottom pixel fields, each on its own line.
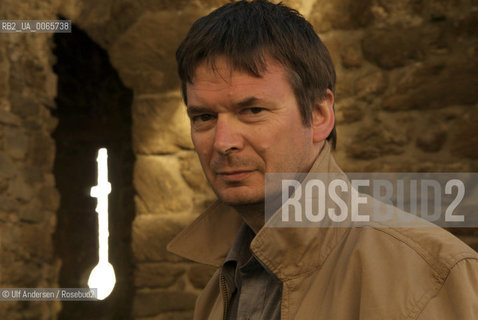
left=222, top=223, right=282, bottom=320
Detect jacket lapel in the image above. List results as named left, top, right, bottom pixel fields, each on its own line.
left=167, top=201, right=243, bottom=267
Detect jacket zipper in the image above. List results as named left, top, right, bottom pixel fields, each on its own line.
left=220, top=273, right=231, bottom=320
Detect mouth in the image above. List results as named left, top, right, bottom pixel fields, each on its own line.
left=216, top=170, right=255, bottom=182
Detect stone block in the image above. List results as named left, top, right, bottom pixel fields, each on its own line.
left=346, top=123, right=409, bottom=160
left=8, top=174, right=34, bottom=202
left=0, top=47, right=9, bottom=100
left=18, top=57, right=51, bottom=98
left=22, top=223, right=54, bottom=260
left=0, top=195, right=20, bottom=212
left=109, top=10, right=207, bottom=94
left=21, top=119, right=41, bottom=131
left=0, top=175, right=8, bottom=193
left=43, top=173, right=55, bottom=187
left=74, top=0, right=201, bottom=49
left=0, top=151, right=16, bottom=179
left=362, top=27, right=426, bottom=69
left=0, top=110, right=21, bottom=126
left=382, top=61, right=478, bottom=111
left=320, top=36, right=341, bottom=68
left=65, top=0, right=116, bottom=48
left=310, top=0, right=373, bottom=32
left=133, top=93, right=193, bottom=155
left=132, top=214, right=195, bottom=262
left=3, top=223, right=53, bottom=261
left=416, top=127, right=447, bottom=153
left=28, top=132, right=55, bottom=170
left=118, top=0, right=198, bottom=11
left=178, top=151, right=216, bottom=212
left=195, top=0, right=239, bottom=9
left=135, top=263, right=186, bottom=288
left=335, top=99, right=364, bottom=124
left=450, top=107, right=478, bottom=159
left=21, top=165, right=44, bottom=185
left=9, top=93, right=40, bottom=119
left=334, top=71, right=355, bottom=99
left=4, top=126, right=29, bottom=160
left=340, top=43, right=362, bottom=68
left=408, top=161, right=470, bottom=173
left=354, top=71, right=388, bottom=97
left=133, top=289, right=197, bottom=317
left=1, top=259, right=43, bottom=287
left=134, top=155, right=194, bottom=215
left=0, top=99, right=10, bottom=113
left=2, top=0, right=59, bottom=20
left=19, top=199, right=45, bottom=223
left=37, top=186, right=60, bottom=211
left=178, top=152, right=208, bottom=193
left=42, top=109, right=58, bottom=134
left=450, top=10, right=478, bottom=37
left=187, top=264, right=216, bottom=289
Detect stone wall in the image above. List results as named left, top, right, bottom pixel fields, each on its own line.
left=0, top=0, right=62, bottom=319
left=315, top=0, right=478, bottom=173
left=0, top=0, right=476, bottom=319
left=314, top=0, right=478, bottom=251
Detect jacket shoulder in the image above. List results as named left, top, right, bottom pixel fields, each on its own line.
left=368, top=225, right=478, bottom=277
left=334, top=226, right=478, bottom=319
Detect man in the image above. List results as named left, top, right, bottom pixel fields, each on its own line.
left=167, top=1, right=478, bottom=319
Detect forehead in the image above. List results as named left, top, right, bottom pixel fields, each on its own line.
left=187, top=57, right=292, bottom=104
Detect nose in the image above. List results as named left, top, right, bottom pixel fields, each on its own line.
left=213, top=114, right=243, bottom=154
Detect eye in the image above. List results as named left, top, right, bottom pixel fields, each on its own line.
left=190, top=112, right=217, bottom=130
left=244, top=107, right=264, bottom=114
left=192, top=113, right=215, bottom=122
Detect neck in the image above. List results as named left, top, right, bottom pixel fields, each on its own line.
left=232, top=202, right=265, bottom=234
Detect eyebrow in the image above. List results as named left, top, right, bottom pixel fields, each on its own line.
left=236, top=97, right=261, bottom=107
left=186, top=106, right=211, bottom=117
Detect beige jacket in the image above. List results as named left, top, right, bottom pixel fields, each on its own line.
left=168, top=144, right=478, bottom=319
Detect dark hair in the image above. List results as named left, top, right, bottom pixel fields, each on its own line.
left=176, top=0, right=337, bottom=148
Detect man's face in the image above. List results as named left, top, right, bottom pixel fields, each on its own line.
left=186, top=57, right=321, bottom=205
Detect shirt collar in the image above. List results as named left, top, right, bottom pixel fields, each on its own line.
left=224, top=222, right=255, bottom=266
left=222, top=222, right=256, bottom=291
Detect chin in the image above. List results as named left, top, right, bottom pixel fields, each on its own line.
left=216, top=190, right=264, bottom=206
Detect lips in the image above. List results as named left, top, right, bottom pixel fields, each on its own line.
left=216, top=170, right=254, bottom=182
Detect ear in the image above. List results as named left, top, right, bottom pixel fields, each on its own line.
left=312, top=89, right=335, bottom=143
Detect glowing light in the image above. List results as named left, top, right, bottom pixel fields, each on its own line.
left=88, top=148, right=116, bottom=300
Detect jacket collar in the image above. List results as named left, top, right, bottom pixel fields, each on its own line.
left=167, top=142, right=349, bottom=280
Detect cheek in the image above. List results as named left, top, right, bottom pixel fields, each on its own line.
left=245, top=125, right=277, bottom=149
left=266, top=127, right=312, bottom=160
left=192, top=132, right=209, bottom=152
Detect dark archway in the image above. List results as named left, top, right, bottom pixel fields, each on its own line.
left=52, top=22, right=134, bottom=320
